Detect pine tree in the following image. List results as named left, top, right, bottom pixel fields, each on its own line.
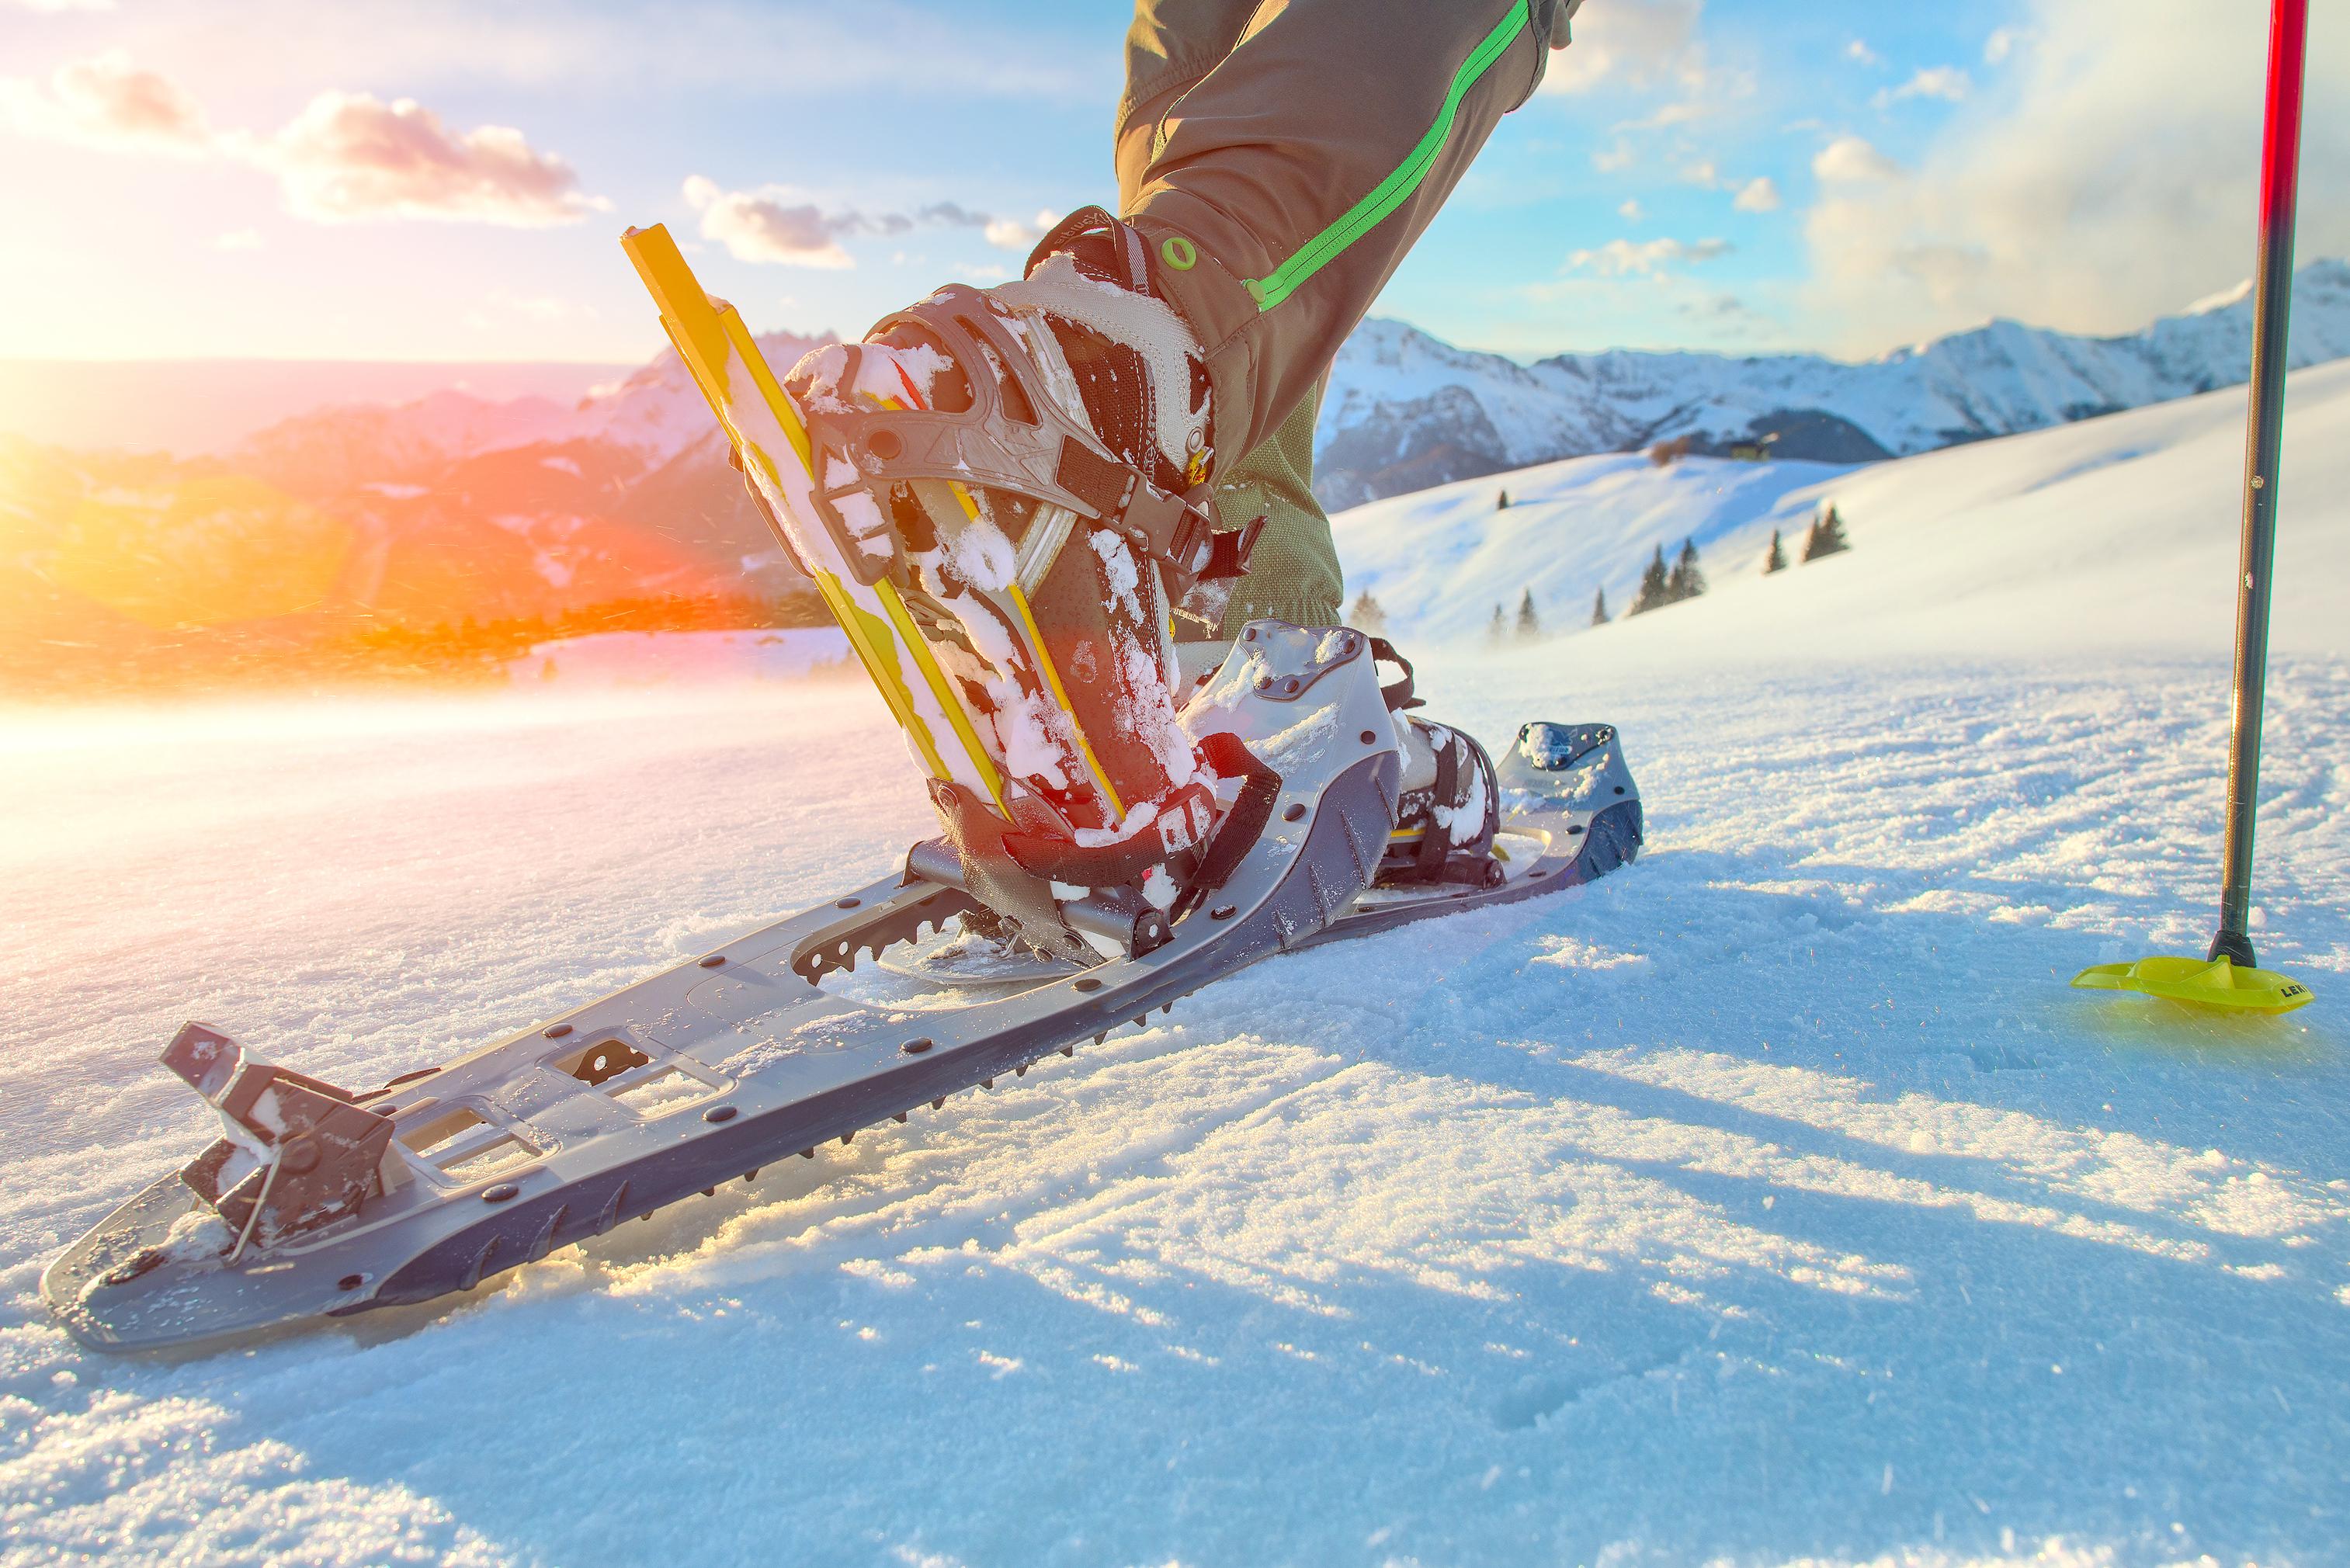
left=1497, top=488, right=1511, bottom=510
left=1763, top=528, right=1786, bottom=574
left=1348, top=591, right=1387, bottom=634
left=1591, top=587, right=1609, bottom=626
left=1664, top=537, right=1706, bottom=602
left=1628, top=545, right=1671, bottom=616
left=1487, top=602, right=1506, bottom=644
left=1515, top=588, right=1541, bottom=640
left=1804, top=504, right=1851, bottom=561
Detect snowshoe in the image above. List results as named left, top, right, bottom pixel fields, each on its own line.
left=40, top=226, right=1644, bottom=1352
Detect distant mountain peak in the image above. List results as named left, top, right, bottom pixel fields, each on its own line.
left=1314, top=258, right=2350, bottom=508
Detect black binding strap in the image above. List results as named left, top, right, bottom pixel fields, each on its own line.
left=1368, top=636, right=1425, bottom=712
left=1414, top=734, right=1460, bottom=880
left=1170, top=731, right=1282, bottom=923
left=1203, top=515, right=1267, bottom=581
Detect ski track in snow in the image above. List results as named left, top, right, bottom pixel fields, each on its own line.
left=2, top=645, right=2347, bottom=1568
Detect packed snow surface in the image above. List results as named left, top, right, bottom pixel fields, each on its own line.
left=5, top=366, right=2350, bottom=1566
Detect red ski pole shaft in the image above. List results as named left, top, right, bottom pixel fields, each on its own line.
left=2211, top=0, right=2309, bottom=968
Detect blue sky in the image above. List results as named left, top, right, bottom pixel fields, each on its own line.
left=1, top=0, right=2340, bottom=366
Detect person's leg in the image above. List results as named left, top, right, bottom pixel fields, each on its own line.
left=1116, top=1, right=1339, bottom=637
left=1123, top=0, right=1577, bottom=635
left=1199, top=377, right=1339, bottom=633
left=1122, top=0, right=1579, bottom=465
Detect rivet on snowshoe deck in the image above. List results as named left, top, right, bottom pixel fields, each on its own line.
left=483, top=1184, right=518, bottom=1204
left=703, top=1105, right=737, bottom=1123
left=543, top=1025, right=572, bottom=1039
left=699, top=955, right=727, bottom=968
left=902, top=1038, right=933, bottom=1054
left=1074, top=977, right=1101, bottom=993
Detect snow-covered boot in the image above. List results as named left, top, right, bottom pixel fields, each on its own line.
left=778, top=209, right=1263, bottom=956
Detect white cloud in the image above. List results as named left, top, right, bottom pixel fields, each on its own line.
left=1679, top=158, right=1720, bottom=188
left=1874, top=67, right=1973, bottom=109
left=260, top=92, right=600, bottom=226
left=1619, top=198, right=1646, bottom=223
left=1984, top=27, right=2027, bottom=64
left=1567, top=236, right=1732, bottom=278
left=1592, top=140, right=1636, bottom=174
left=1799, top=0, right=2350, bottom=353
left=0, top=50, right=211, bottom=153
left=1543, top=0, right=1706, bottom=95
left=1615, top=100, right=1706, bottom=133
left=1813, top=136, right=1907, bottom=185
left=2, top=55, right=601, bottom=225
left=683, top=175, right=852, bottom=269
left=1846, top=40, right=1883, bottom=68
left=682, top=179, right=1043, bottom=269
left=1733, top=176, right=1781, bottom=213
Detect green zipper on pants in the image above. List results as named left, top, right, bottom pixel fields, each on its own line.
left=1242, top=0, right=1530, bottom=312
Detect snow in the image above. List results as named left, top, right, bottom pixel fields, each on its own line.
left=506, top=628, right=852, bottom=687
left=1342, top=357, right=2350, bottom=654
left=5, top=366, right=2350, bottom=1566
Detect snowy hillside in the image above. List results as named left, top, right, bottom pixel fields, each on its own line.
left=5, top=339, right=2348, bottom=1564
left=1317, top=258, right=2350, bottom=507
left=1336, top=357, right=2350, bottom=655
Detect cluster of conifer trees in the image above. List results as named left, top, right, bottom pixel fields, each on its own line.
left=1343, top=503, right=1855, bottom=647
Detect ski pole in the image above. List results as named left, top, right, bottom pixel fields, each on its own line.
left=2210, top=0, right=2308, bottom=970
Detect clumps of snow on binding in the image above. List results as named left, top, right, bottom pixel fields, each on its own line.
left=986, top=682, right=1074, bottom=793
left=1432, top=743, right=1490, bottom=847
left=1088, top=531, right=1145, bottom=623
left=946, top=519, right=1017, bottom=593
left=821, top=456, right=894, bottom=563
left=78, top=1209, right=233, bottom=1306
left=1116, top=632, right=1198, bottom=792
left=1250, top=702, right=1340, bottom=775
left=161, top=1206, right=234, bottom=1262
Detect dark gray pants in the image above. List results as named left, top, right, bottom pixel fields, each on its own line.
left=1114, top=0, right=1578, bottom=633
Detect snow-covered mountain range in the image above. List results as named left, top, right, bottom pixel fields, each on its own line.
left=9, top=264, right=2348, bottom=678
left=1330, top=355, right=2350, bottom=651
left=1314, top=258, right=2350, bottom=508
